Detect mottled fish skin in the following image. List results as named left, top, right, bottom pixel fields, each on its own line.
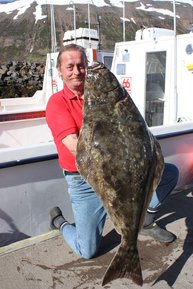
left=76, top=62, right=164, bottom=286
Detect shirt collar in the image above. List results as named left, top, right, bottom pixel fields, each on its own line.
left=63, top=84, right=77, bottom=99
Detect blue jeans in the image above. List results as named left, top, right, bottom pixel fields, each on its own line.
left=62, top=163, right=179, bottom=259
left=148, top=163, right=179, bottom=212
left=62, top=174, right=106, bottom=259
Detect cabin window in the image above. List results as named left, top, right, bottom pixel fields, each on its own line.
left=48, top=68, right=53, bottom=77
left=103, top=56, right=113, bottom=70
left=116, top=64, right=126, bottom=75
left=145, top=51, right=166, bottom=127
left=122, top=50, right=130, bottom=62
left=186, top=44, right=193, bottom=55
left=48, top=59, right=56, bottom=76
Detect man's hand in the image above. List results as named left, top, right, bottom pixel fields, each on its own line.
left=62, top=133, right=78, bottom=156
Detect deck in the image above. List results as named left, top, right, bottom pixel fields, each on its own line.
left=0, top=186, right=193, bottom=289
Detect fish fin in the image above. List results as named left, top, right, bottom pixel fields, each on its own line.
left=139, top=137, right=164, bottom=230
left=102, top=242, right=143, bottom=286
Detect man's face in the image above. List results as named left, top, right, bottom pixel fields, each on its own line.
left=58, top=50, right=87, bottom=92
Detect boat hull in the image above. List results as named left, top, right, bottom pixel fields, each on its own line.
left=0, top=158, right=73, bottom=246
left=1, top=122, right=193, bottom=246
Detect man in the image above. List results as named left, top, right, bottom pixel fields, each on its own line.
left=46, top=44, right=179, bottom=259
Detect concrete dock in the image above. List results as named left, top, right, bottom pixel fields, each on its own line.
left=0, top=186, right=193, bottom=289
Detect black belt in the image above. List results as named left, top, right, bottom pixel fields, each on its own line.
left=64, top=170, right=79, bottom=175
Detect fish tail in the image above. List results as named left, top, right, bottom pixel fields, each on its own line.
left=102, top=242, right=143, bottom=286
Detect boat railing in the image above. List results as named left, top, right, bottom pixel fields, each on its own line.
left=0, top=141, right=57, bottom=168
left=0, top=90, right=45, bottom=113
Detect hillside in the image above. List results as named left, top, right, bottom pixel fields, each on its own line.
left=0, top=0, right=192, bottom=63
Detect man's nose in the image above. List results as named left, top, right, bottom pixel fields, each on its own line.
left=73, top=66, right=80, bottom=74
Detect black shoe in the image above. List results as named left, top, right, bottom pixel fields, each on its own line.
left=49, top=206, right=67, bottom=230
left=140, top=223, right=176, bottom=243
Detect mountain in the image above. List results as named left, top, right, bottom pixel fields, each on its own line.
left=0, top=0, right=193, bottom=63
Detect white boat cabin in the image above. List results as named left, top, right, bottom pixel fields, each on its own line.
left=63, top=27, right=113, bottom=69
left=63, top=27, right=99, bottom=49
left=111, top=27, right=193, bottom=127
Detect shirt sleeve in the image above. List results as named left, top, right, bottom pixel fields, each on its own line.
left=46, top=93, right=78, bottom=142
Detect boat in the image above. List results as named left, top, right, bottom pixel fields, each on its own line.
left=1, top=25, right=193, bottom=246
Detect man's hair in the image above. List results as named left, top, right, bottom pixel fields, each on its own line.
left=56, top=44, right=88, bottom=68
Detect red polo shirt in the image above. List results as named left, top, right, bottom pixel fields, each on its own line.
left=46, top=85, right=83, bottom=171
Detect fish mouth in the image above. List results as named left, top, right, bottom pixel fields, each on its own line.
left=87, top=61, right=106, bottom=71
left=86, top=62, right=124, bottom=96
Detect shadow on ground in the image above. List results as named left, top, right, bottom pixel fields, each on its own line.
left=0, top=208, right=30, bottom=246
left=152, top=187, right=193, bottom=286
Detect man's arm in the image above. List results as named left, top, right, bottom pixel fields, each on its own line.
left=62, top=133, right=78, bottom=157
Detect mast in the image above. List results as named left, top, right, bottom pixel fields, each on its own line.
left=49, top=2, right=58, bottom=94
left=173, top=0, right=178, bottom=122
left=50, top=2, right=57, bottom=53
left=122, top=1, right=125, bottom=42
left=88, top=2, right=91, bottom=47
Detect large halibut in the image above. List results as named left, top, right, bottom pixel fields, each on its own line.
left=76, top=62, right=164, bottom=286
